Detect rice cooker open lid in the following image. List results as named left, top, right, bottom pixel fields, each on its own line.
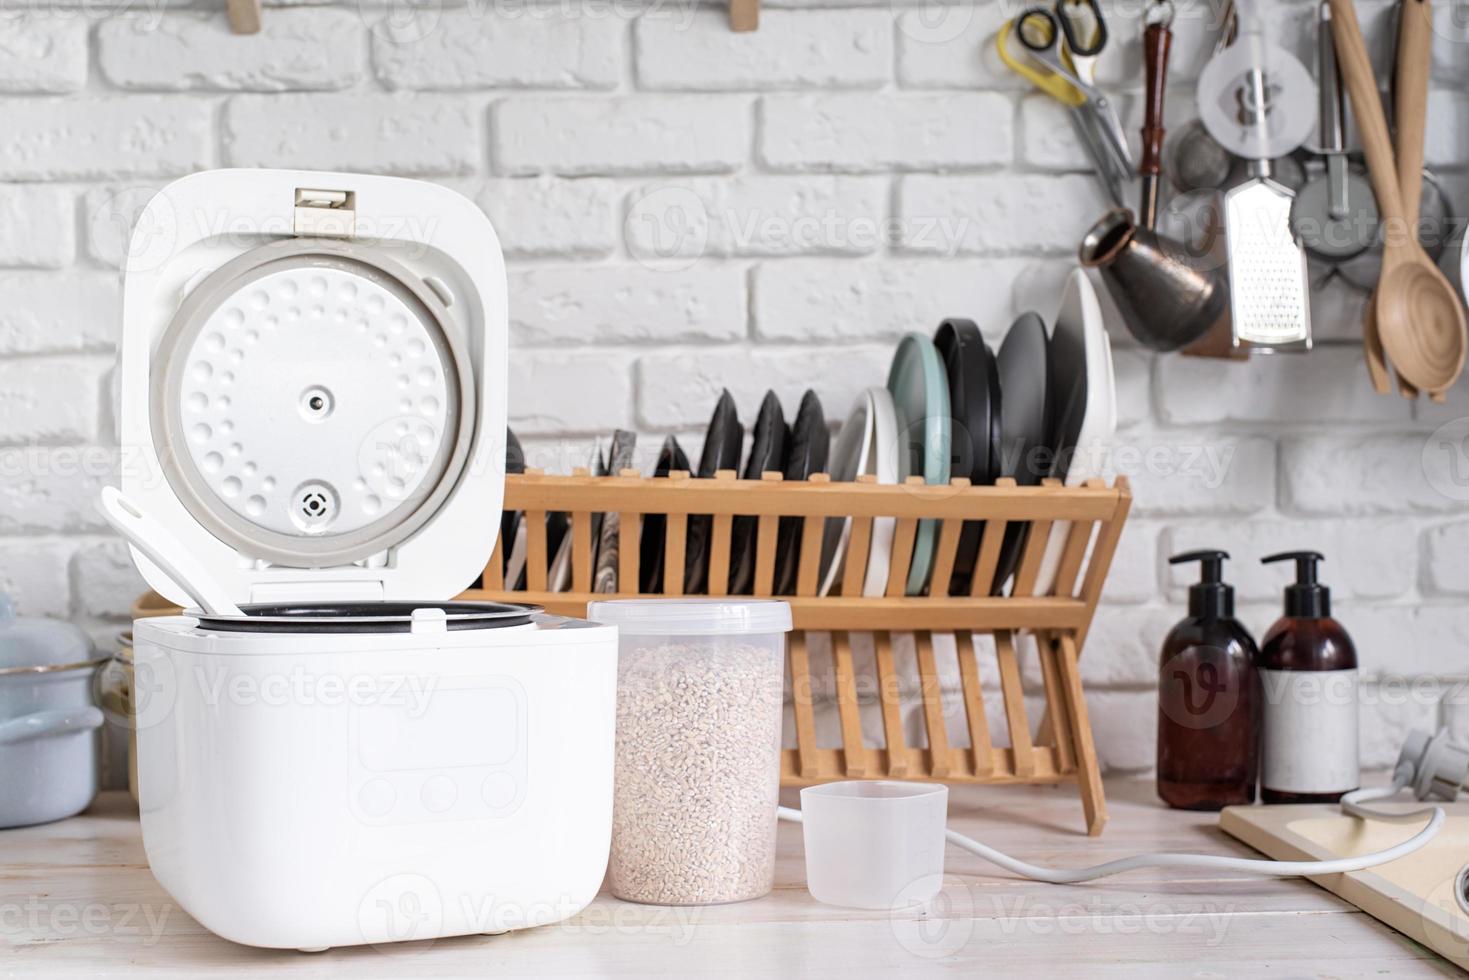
left=118, top=170, right=509, bottom=607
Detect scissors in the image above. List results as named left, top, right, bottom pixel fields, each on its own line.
left=997, top=0, right=1134, bottom=207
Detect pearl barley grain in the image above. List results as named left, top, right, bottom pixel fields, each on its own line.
left=610, top=640, right=785, bottom=906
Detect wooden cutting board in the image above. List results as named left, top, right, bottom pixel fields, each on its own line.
left=1221, top=801, right=1469, bottom=970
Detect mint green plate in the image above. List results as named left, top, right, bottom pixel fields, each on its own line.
left=886, top=332, right=951, bottom=595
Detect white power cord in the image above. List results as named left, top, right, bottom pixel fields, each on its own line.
left=777, top=757, right=1448, bottom=884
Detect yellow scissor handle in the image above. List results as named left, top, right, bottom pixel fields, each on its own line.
left=996, top=19, right=1087, bottom=108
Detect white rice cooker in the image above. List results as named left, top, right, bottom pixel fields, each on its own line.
left=118, top=169, right=617, bottom=952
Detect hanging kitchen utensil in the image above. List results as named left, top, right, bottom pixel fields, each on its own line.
left=1215, top=0, right=1238, bottom=49
left=997, top=5, right=1133, bottom=208
left=1291, top=1, right=1378, bottom=264
left=1338, top=175, right=1455, bottom=288
left=1167, top=120, right=1235, bottom=194
left=1330, top=0, right=1466, bottom=395
left=1360, top=0, right=1423, bottom=397
left=1197, top=5, right=1316, bottom=165
left=1440, top=224, right=1469, bottom=314
left=1165, top=12, right=1240, bottom=194
left=1386, top=0, right=1434, bottom=399
left=1166, top=124, right=1308, bottom=197
left=1335, top=0, right=1454, bottom=293
left=1081, top=208, right=1230, bottom=352
left=1139, top=1, right=1174, bottom=230
left=1205, top=2, right=1315, bottom=353
left=1387, top=0, right=1454, bottom=271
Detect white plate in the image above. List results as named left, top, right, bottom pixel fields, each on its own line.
left=1036, top=270, right=1117, bottom=595
left=817, top=391, right=876, bottom=597
left=863, top=385, right=904, bottom=597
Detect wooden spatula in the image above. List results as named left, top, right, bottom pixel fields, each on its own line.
left=1333, top=0, right=1466, bottom=397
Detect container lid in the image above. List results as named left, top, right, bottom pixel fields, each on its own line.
left=586, top=599, right=793, bottom=636
left=0, top=593, right=98, bottom=673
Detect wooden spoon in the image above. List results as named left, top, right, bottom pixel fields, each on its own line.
left=1364, top=0, right=1429, bottom=397
left=1333, top=0, right=1466, bottom=397
left=1393, top=0, right=1440, bottom=400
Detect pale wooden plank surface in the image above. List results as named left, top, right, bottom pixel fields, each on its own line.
left=1, top=782, right=1456, bottom=977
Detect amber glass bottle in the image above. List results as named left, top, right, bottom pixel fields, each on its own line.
left=1258, top=551, right=1359, bottom=804
left=1157, top=551, right=1261, bottom=810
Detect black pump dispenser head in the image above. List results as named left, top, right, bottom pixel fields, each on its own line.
left=1262, top=551, right=1330, bottom=618
left=1169, top=549, right=1234, bottom=619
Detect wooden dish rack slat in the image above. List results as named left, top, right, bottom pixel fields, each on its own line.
left=466, top=470, right=1132, bottom=836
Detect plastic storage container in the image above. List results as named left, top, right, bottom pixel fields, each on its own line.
left=800, top=781, right=948, bottom=910
left=587, top=599, right=792, bottom=905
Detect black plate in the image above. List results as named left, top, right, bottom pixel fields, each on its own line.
left=774, top=390, right=830, bottom=595
left=729, top=391, right=789, bottom=595
left=684, top=390, right=744, bottom=594
left=640, top=435, right=690, bottom=593
left=1047, top=302, right=1090, bottom=482
left=934, top=319, right=997, bottom=595
left=196, top=601, right=539, bottom=634
left=551, top=443, right=608, bottom=592
left=593, top=430, right=638, bottom=593
left=499, top=428, right=524, bottom=581
left=993, top=312, right=1053, bottom=595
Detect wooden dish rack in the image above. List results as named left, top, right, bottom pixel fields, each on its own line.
left=466, top=469, right=1132, bottom=836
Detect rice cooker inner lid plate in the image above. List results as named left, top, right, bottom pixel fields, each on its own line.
left=153, top=238, right=476, bottom=568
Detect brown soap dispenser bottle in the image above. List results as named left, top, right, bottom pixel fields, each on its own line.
left=1157, top=550, right=1261, bottom=810
left=1259, top=551, right=1359, bottom=804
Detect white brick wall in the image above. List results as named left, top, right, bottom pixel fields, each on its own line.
left=4, top=1, right=1468, bottom=775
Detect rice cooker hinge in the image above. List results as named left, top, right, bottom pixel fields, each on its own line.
left=293, top=188, right=356, bottom=239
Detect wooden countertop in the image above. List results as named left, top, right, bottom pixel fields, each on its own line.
left=2, top=780, right=1457, bottom=977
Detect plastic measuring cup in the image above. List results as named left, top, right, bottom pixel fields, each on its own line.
left=799, top=781, right=948, bottom=910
